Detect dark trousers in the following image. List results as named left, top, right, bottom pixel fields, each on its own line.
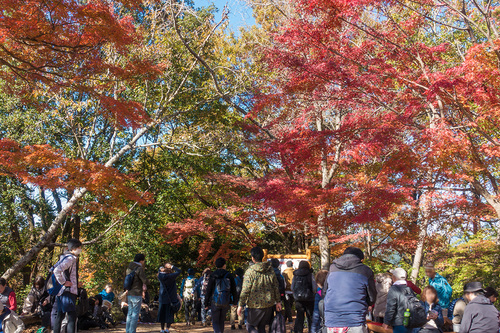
left=51, top=296, right=77, bottom=333
left=184, top=298, right=196, bottom=323
left=294, top=300, right=314, bottom=333
left=246, top=307, right=274, bottom=333
left=284, top=294, right=294, bottom=322
left=212, top=305, right=229, bottom=333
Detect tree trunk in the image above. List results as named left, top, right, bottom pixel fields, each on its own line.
left=410, top=212, right=430, bottom=283
left=318, top=209, right=330, bottom=270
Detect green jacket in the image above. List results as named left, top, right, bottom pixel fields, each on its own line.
left=126, top=262, right=148, bottom=297
left=238, top=262, right=280, bottom=309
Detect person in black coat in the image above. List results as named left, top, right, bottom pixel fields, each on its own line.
left=157, top=263, right=181, bottom=333
left=204, top=257, right=237, bottom=333
left=292, top=260, right=316, bottom=333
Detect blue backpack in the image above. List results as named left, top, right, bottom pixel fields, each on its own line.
left=124, top=267, right=139, bottom=291
left=46, top=255, right=71, bottom=296
left=213, top=273, right=231, bottom=308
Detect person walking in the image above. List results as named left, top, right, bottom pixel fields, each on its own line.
left=292, top=261, right=316, bottom=333
left=372, top=273, right=393, bottom=324
left=125, top=254, right=148, bottom=333
left=157, top=263, right=181, bottom=333
left=237, top=247, right=282, bottom=333
left=51, top=239, right=83, bottom=333
left=283, top=261, right=295, bottom=323
left=180, top=268, right=198, bottom=326
left=205, top=258, right=237, bottom=333
left=459, top=282, right=499, bottom=333
left=424, top=263, right=452, bottom=317
left=199, top=268, right=212, bottom=327
left=230, top=268, right=244, bottom=330
left=414, top=286, right=444, bottom=333
left=383, top=268, right=413, bottom=333
left=323, top=247, right=377, bottom=332
left=311, top=270, right=328, bottom=333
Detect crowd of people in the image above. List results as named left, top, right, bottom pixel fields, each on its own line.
left=1, top=240, right=500, bottom=333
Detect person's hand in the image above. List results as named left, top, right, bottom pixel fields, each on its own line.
left=276, top=302, right=282, bottom=312
left=368, top=306, right=373, bottom=312
left=42, top=299, right=49, bottom=306
left=237, top=306, right=244, bottom=317
left=64, top=281, right=72, bottom=287
left=160, top=266, right=166, bottom=272
left=428, top=312, right=438, bottom=320
left=382, top=324, right=389, bottom=330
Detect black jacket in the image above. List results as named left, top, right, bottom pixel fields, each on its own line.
left=459, top=294, right=499, bottom=333
left=273, top=267, right=286, bottom=296
left=384, top=284, right=412, bottom=327
left=204, top=269, right=237, bottom=308
left=158, top=267, right=181, bottom=305
left=292, top=267, right=316, bottom=302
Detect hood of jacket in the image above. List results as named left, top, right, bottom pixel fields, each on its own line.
left=128, top=262, right=142, bottom=270
left=252, top=262, right=273, bottom=274
left=273, top=267, right=281, bottom=276
left=332, top=254, right=364, bottom=271
left=469, top=294, right=492, bottom=306
left=294, top=267, right=312, bottom=276
left=212, top=269, right=229, bottom=279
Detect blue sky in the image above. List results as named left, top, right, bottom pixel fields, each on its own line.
left=195, top=0, right=256, bottom=33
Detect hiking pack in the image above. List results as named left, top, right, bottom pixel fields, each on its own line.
left=293, top=273, right=314, bottom=301
left=403, top=287, right=428, bottom=328
left=183, top=277, right=196, bottom=300
left=213, top=273, right=231, bottom=308
left=123, top=266, right=139, bottom=291
left=45, top=255, right=72, bottom=296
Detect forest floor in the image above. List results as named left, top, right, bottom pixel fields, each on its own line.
left=91, top=321, right=296, bottom=332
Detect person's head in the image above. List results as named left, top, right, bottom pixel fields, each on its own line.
left=105, top=284, right=113, bottom=293
left=286, top=261, right=293, bottom=268
left=67, top=238, right=83, bottom=256
left=343, top=247, right=364, bottom=262
left=250, top=247, right=264, bottom=263
left=234, top=267, right=244, bottom=277
left=202, top=268, right=212, bottom=276
left=0, top=278, right=6, bottom=293
left=390, top=268, right=407, bottom=282
left=422, top=285, right=439, bottom=305
left=187, top=268, right=195, bottom=276
left=463, top=282, right=485, bottom=302
left=315, top=270, right=329, bottom=288
left=424, top=263, right=436, bottom=279
left=34, top=276, right=45, bottom=290
left=215, top=257, right=226, bottom=269
left=270, top=258, right=280, bottom=269
left=134, top=253, right=146, bottom=265
left=485, top=287, right=498, bottom=303
left=298, top=260, right=311, bottom=270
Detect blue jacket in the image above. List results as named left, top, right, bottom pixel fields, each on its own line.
left=98, top=290, right=115, bottom=303
left=428, top=273, right=453, bottom=308
left=413, top=301, right=444, bottom=333
left=311, top=288, right=323, bottom=333
left=158, top=267, right=181, bottom=305
left=323, top=254, right=377, bottom=328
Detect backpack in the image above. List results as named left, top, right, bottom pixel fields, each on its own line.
left=276, top=273, right=285, bottom=296
left=270, top=312, right=286, bottom=333
left=213, top=273, right=231, bottom=308
left=447, top=297, right=463, bottom=319
left=403, top=287, right=427, bottom=328
left=123, top=266, right=139, bottom=291
left=183, top=277, right=196, bottom=300
left=293, top=273, right=314, bottom=301
left=46, top=255, right=72, bottom=296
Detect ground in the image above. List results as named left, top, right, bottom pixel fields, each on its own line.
left=90, top=322, right=295, bottom=333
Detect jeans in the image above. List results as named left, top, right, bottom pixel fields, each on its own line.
left=52, top=296, right=77, bottom=333
left=295, top=300, right=314, bottom=333
left=126, top=295, right=142, bottom=333
left=392, top=326, right=412, bottom=333
left=212, top=305, right=229, bottom=333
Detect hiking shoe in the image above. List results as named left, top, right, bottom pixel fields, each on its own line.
left=231, top=325, right=236, bottom=330
left=238, top=325, right=243, bottom=329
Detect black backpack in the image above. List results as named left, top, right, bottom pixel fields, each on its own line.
left=293, top=273, right=314, bottom=301
left=213, top=273, right=231, bottom=308
left=270, top=312, right=286, bottom=333
left=403, top=287, right=427, bottom=328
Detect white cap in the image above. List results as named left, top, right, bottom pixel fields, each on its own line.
left=390, top=267, right=407, bottom=280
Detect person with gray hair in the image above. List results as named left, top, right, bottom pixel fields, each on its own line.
left=383, top=268, right=412, bottom=333
left=459, top=282, right=499, bottom=333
